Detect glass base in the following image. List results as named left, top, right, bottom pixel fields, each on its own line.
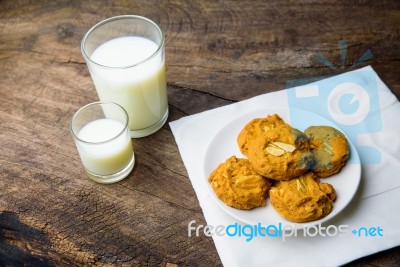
left=130, top=108, right=169, bottom=138
left=85, top=154, right=135, bottom=184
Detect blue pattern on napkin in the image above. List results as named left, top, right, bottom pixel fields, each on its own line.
left=287, top=68, right=382, bottom=164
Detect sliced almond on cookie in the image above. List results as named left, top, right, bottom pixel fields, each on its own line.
left=266, top=141, right=296, bottom=156
left=272, top=141, right=296, bottom=153
left=266, top=146, right=285, bottom=156
left=323, top=142, right=333, bottom=155
left=296, top=177, right=308, bottom=193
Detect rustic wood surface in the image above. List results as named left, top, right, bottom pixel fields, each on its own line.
left=1, top=0, right=399, bottom=266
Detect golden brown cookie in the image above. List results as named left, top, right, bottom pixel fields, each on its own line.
left=269, top=172, right=336, bottom=223
left=208, top=156, right=271, bottom=210
left=305, top=126, right=349, bottom=178
left=237, top=114, right=287, bottom=156
left=245, top=119, right=314, bottom=180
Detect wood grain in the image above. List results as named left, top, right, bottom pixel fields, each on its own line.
left=1, top=0, right=399, bottom=266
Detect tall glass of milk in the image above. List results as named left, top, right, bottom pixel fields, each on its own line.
left=70, top=102, right=135, bottom=184
left=81, top=15, right=168, bottom=138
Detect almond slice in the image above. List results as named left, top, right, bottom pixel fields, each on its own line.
left=296, top=177, right=308, bottom=193
left=323, top=142, right=333, bottom=155
left=272, top=141, right=296, bottom=152
left=266, top=146, right=285, bottom=156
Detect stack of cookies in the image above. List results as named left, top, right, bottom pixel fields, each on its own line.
left=208, top=114, right=349, bottom=223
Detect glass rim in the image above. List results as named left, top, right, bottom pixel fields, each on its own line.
left=80, top=15, right=165, bottom=70
left=70, top=101, right=129, bottom=145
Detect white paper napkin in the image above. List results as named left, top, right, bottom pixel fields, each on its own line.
left=170, top=66, right=400, bottom=267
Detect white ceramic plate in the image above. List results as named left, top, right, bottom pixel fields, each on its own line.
left=202, top=108, right=361, bottom=229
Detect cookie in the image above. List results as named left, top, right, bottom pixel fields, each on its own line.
left=269, top=172, right=336, bottom=223
left=208, top=156, right=271, bottom=210
left=237, top=114, right=287, bottom=156
left=246, top=118, right=314, bottom=180
left=305, top=126, right=349, bottom=178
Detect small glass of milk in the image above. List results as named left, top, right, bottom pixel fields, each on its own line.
left=81, top=15, right=168, bottom=138
left=70, top=102, right=135, bottom=183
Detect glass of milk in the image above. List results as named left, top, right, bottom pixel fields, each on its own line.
left=81, top=15, right=168, bottom=138
left=70, top=102, right=135, bottom=183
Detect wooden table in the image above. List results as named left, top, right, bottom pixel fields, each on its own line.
left=1, top=1, right=399, bottom=266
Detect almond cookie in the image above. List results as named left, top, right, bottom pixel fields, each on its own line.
left=246, top=120, right=314, bottom=180
left=269, top=172, right=336, bottom=223
left=208, top=156, right=271, bottom=210
left=305, top=126, right=349, bottom=178
left=237, top=114, right=288, bottom=156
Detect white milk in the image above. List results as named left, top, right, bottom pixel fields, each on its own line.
left=77, top=119, right=133, bottom=176
left=89, top=36, right=168, bottom=135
